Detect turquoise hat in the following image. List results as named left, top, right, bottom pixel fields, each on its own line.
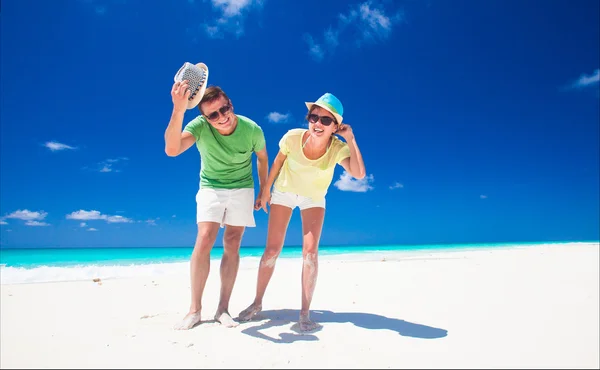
left=305, top=92, right=344, bottom=125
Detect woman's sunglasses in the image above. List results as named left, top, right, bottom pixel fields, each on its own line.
left=205, top=104, right=232, bottom=121
left=308, top=113, right=336, bottom=126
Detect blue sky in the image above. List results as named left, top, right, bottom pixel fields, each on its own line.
left=0, top=0, right=598, bottom=248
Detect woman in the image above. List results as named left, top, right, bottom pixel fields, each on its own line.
left=239, top=92, right=366, bottom=332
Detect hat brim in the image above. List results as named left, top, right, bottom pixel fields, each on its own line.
left=305, top=102, right=343, bottom=125
left=186, top=63, right=209, bottom=109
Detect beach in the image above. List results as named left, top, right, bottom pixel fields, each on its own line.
left=1, top=242, right=598, bottom=369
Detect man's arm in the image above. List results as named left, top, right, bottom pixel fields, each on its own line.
left=164, top=110, right=196, bottom=157
left=165, top=81, right=196, bottom=157
left=255, top=147, right=269, bottom=193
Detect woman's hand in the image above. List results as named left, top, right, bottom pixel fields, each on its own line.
left=336, top=124, right=355, bottom=141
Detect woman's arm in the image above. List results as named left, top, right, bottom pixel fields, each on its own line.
left=337, top=124, right=366, bottom=179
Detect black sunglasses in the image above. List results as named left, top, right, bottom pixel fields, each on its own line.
left=205, top=104, right=232, bottom=121
left=308, top=113, right=336, bottom=126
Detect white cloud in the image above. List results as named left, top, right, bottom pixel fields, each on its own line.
left=571, top=69, right=600, bottom=89
left=87, top=228, right=98, bottom=231
left=305, top=34, right=325, bottom=62
left=106, top=215, right=132, bottom=223
left=267, top=112, right=290, bottom=123
left=1, top=210, right=50, bottom=226
left=334, top=171, right=374, bottom=192
left=212, top=0, right=257, bottom=17
left=67, top=210, right=102, bottom=220
left=80, top=222, right=87, bottom=227
left=389, top=182, right=404, bottom=190
left=66, top=210, right=133, bottom=223
left=480, top=195, right=488, bottom=199
left=306, top=1, right=404, bottom=61
left=44, top=141, right=77, bottom=152
left=3, top=209, right=48, bottom=221
left=91, top=157, right=129, bottom=173
left=324, top=28, right=339, bottom=49
left=78, top=0, right=126, bottom=16
left=196, top=0, right=264, bottom=39
left=25, top=221, right=50, bottom=227
left=105, top=158, right=128, bottom=163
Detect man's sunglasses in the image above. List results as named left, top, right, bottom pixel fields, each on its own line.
left=308, top=113, right=336, bottom=126
left=205, top=104, right=232, bottom=121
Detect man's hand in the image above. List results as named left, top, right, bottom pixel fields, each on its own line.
left=254, top=189, right=271, bottom=213
left=336, top=124, right=355, bottom=141
left=171, top=80, right=190, bottom=113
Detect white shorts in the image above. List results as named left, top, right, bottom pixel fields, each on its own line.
left=196, top=187, right=256, bottom=228
left=270, top=189, right=326, bottom=210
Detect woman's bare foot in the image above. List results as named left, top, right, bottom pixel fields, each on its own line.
left=238, top=302, right=262, bottom=322
left=214, top=310, right=239, bottom=328
left=174, top=311, right=202, bottom=330
left=299, top=312, right=321, bottom=332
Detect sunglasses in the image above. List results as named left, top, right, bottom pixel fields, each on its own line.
left=308, top=113, right=336, bottom=126
left=205, top=104, right=232, bottom=121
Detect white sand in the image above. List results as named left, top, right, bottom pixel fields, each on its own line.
left=1, top=243, right=598, bottom=369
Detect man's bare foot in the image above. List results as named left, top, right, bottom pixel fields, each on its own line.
left=299, top=312, right=321, bottom=332
left=174, top=311, right=202, bottom=330
left=238, top=302, right=262, bottom=322
left=214, top=310, right=239, bottom=328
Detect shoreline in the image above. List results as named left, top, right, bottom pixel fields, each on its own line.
left=1, top=241, right=598, bottom=285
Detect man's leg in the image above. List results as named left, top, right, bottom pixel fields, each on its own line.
left=214, top=225, right=245, bottom=327
left=238, top=204, right=293, bottom=321
left=298, top=206, right=325, bottom=332
left=174, top=221, right=220, bottom=330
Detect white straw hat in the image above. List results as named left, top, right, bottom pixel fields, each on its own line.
left=173, top=62, right=209, bottom=109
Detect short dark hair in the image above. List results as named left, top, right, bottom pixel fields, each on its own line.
left=198, top=86, right=230, bottom=114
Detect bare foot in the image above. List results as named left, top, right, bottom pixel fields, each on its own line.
left=214, top=310, right=239, bottom=328
left=299, top=313, right=321, bottom=332
left=174, top=311, right=202, bottom=330
left=238, top=302, right=262, bottom=322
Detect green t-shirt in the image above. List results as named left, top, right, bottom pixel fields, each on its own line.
left=184, top=114, right=266, bottom=189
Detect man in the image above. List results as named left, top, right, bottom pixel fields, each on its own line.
left=164, top=80, right=269, bottom=330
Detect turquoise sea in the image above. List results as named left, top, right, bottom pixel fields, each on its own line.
left=0, top=241, right=587, bottom=268
left=1, top=241, right=596, bottom=285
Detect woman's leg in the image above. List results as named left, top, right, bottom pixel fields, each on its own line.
left=298, top=206, right=325, bottom=331
left=238, top=204, right=293, bottom=321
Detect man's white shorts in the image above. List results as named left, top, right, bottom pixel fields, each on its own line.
left=196, top=187, right=256, bottom=228
left=270, top=189, right=326, bottom=210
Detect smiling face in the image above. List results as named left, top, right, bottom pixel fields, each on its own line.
left=306, top=105, right=338, bottom=139
left=200, top=95, right=237, bottom=135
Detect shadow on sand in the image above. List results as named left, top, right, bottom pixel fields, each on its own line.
left=239, top=309, right=448, bottom=344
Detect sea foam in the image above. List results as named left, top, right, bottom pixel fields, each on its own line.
left=0, top=262, right=189, bottom=285
left=0, top=257, right=264, bottom=285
